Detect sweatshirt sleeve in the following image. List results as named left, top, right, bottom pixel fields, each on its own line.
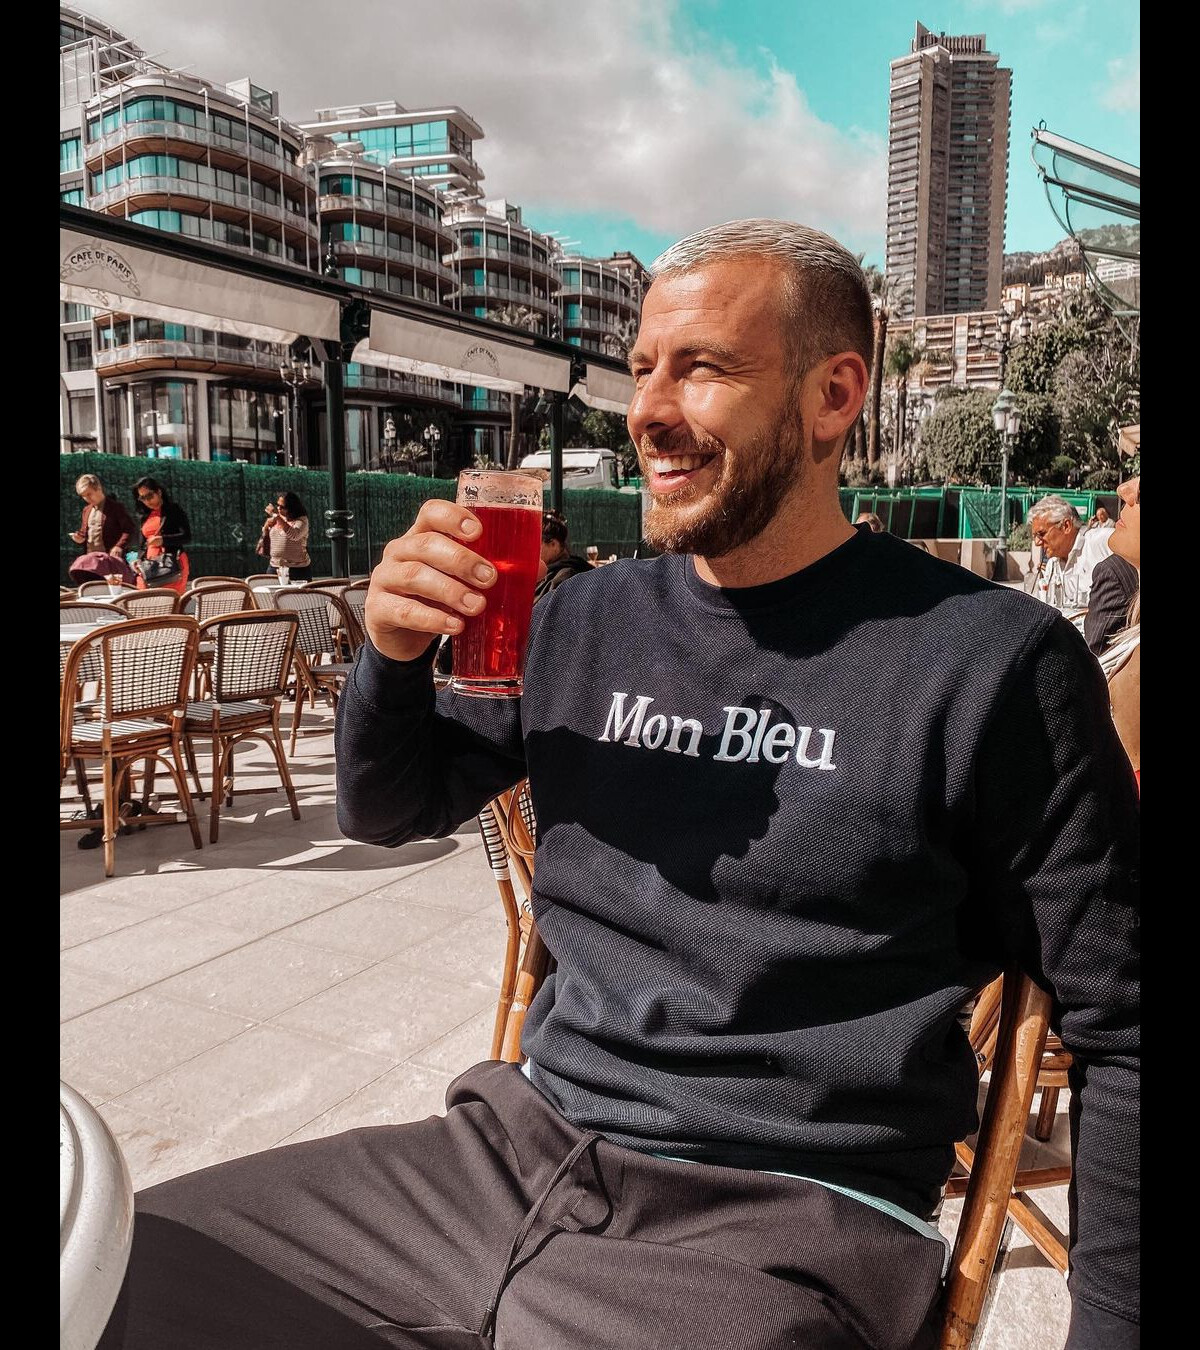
left=969, top=619, right=1139, bottom=1346
left=335, top=637, right=527, bottom=846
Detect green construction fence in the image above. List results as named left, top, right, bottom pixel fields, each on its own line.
left=61, top=454, right=645, bottom=584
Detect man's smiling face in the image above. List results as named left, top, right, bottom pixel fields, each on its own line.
left=626, top=257, right=809, bottom=559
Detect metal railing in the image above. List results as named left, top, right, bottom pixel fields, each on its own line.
left=86, top=119, right=310, bottom=185
left=95, top=339, right=286, bottom=370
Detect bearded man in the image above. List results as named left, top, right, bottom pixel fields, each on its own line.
left=101, top=222, right=1139, bottom=1350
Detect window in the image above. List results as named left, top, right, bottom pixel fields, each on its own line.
left=60, top=138, right=82, bottom=173
left=65, top=332, right=93, bottom=371
left=67, top=392, right=98, bottom=445
left=60, top=188, right=84, bottom=206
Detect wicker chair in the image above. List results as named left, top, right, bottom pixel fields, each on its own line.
left=182, top=611, right=302, bottom=843
left=190, top=575, right=252, bottom=589
left=478, top=782, right=1070, bottom=1348
left=77, top=579, right=137, bottom=597
left=244, top=573, right=278, bottom=586
left=59, top=615, right=203, bottom=877
left=181, top=583, right=255, bottom=621
left=115, top=589, right=182, bottom=619
left=60, top=599, right=125, bottom=623
left=272, top=589, right=358, bottom=754
left=339, top=584, right=368, bottom=650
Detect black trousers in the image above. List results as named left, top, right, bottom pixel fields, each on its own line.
left=99, top=1062, right=945, bottom=1350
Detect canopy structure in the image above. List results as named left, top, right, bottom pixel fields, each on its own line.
left=60, top=220, right=342, bottom=346
left=570, top=363, right=636, bottom=415
left=355, top=311, right=572, bottom=395
left=1029, top=126, right=1140, bottom=322
left=1118, top=424, right=1140, bottom=458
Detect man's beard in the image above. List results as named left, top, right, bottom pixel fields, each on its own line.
left=638, top=413, right=806, bottom=558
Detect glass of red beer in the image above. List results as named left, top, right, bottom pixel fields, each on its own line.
left=451, top=469, right=544, bottom=698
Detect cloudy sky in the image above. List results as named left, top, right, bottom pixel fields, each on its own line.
left=78, top=0, right=1139, bottom=266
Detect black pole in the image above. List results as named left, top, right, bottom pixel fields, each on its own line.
left=323, top=355, right=352, bottom=578
left=549, top=392, right=565, bottom=516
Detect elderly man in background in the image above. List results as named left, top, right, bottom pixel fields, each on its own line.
left=1024, top=494, right=1111, bottom=607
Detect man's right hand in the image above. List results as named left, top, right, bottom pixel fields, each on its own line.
left=365, top=500, right=495, bottom=663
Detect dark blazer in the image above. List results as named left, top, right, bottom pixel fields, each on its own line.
left=136, top=499, right=192, bottom=556
left=1084, top=553, right=1139, bottom=655
left=77, top=496, right=137, bottom=553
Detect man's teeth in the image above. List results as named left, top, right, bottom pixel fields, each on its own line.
left=650, top=455, right=710, bottom=473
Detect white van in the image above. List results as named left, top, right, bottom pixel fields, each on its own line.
left=518, top=447, right=620, bottom=490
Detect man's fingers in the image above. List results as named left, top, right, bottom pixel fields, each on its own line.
left=382, top=529, right=496, bottom=590
left=367, top=587, right=466, bottom=636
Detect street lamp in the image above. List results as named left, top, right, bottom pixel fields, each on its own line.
left=382, top=414, right=398, bottom=472
left=278, top=354, right=311, bottom=469
left=991, top=388, right=1022, bottom=581
left=970, top=309, right=1033, bottom=388
left=423, top=423, right=441, bottom=478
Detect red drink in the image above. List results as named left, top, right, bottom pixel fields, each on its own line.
left=452, top=503, right=542, bottom=696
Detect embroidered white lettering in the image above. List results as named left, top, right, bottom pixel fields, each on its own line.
left=714, top=706, right=759, bottom=762
left=665, top=716, right=704, bottom=758
left=762, top=722, right=797, bottom=764
left=600, top=692, right=655, bottom=747
left=795, top=727, right=837, bottom=770
left=641, top=714, right=669, bottom=750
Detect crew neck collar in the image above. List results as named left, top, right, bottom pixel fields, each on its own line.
left=678, top=523, right=873, bottom=614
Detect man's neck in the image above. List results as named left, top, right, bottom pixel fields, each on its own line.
left=693, top=485, right=855, bottom=589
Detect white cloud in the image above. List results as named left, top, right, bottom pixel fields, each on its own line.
left=1101, top=50, right=1140, bottom=112
left=79, top=0, right=885, bottom=254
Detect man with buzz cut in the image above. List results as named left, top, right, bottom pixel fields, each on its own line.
left=101, top=221, right=1139, bottom=1350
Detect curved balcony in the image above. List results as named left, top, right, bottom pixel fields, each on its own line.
left=316, top=193, right=449, bottom=238
left=559, top=282, right=634, bottom=304
left=446, top=244, right=558, bottom=284
left=86, top=120, right=310, bottom=188
left=461, top=390, right=509, bottom=415
left=343, top=366, right=461, bottom=406
left=455, top=282, right=556, bottom=313
left=89, top=176, right=318, bottom=239
left=95, top=339, right=288, bottom=374
left=329, top=241, right=457, bottom=285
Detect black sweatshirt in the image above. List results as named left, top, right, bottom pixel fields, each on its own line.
left=336, top=526, right=1139, bottom=1345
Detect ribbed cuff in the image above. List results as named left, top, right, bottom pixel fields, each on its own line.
left=351, top=636, right=439, bottom=713
left=1065, top=1297, right=1139, bottom=1350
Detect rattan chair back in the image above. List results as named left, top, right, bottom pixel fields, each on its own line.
left=77, top=579, right=136, bottom=597
left=273, top=589, right=355, bottom=662
left=200, top=611, right=299, bottom=702
left=116, top=589, right=181, bottom=619
left=60, top=599, right=124, bottom=622
left=339, top=586, right=367, bottom=647
left=244, top=573, right=278, bottom=585
left=60, top=615, right=198, bottom=745
left=190, top=575, right=250, bottom=588
left=181, top=583, right=255, bottom=623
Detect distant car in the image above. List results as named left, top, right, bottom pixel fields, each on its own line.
left=518, top=448, right=620, bottom=490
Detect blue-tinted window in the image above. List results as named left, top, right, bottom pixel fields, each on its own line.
left=61, top=188, right=85, bottom=206
left=60, top=138, right=82, bottom=173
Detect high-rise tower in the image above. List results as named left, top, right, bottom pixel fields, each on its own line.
left=886, top=21, right=1010, bottom=319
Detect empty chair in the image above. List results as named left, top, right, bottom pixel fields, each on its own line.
left=115, top=589, right=181, bottom=619
left=272, top=589, right=358, bottom=754
left=60, top=599, right=124, bottom=623
left=243, top=573, right=278, bottom=586
left=182, top=610, right=302, bottom=843
left=59, top=615, right=203, bottom=876
left=181, top=582, right=255, bottom=621
left=189, top=575, right=251, bottom=589
left=77, top=579, right=136, bottom=597
left=339, top=584, right=368, bottom=650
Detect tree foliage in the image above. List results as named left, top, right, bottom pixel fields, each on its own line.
left=917, top=391, right=1060, bottom=487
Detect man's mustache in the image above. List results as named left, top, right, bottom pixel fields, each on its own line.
left=638, top=430, right=724, bottom=458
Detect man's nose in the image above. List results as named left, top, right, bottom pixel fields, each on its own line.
left=627, top=367, right=681, bottom=444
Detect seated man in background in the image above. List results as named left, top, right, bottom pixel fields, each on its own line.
left=1025, top=494, right=1108, bottom=606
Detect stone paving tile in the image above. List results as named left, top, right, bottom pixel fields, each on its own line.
left=59, top=991, right=253, bottom=1105
left=63, top=911, right=250, bottom=990
left=96, top=1102, right=236, bottom=1191
left=61, top=892, right=159, bottom=950
left=281, top=892, right=463, bottom=959
left=270, top=963, right=495, bottom=1063
left=278, top=1062, right=457, bottom=1145
left=407, top=1006, right=496, bottom=1076
left=173, top=873, right=374, bottom=940
left=60, top=963, right=135, bottom=1021
left=111, top=1023, right=394, bottom=1156
left=365, top=837, right=501, bottom=916
left=387, top=910, right=511, bottom=991
left=64, top=865, right=265, bottom=911
left=155, top=936, right=373, bottom=1021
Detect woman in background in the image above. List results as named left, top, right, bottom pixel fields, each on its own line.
left=1099, top=475, right=1139, bottom=791
left=132, top=477, right=192, bottom=594
left=262, top=491, right=313, bottom=582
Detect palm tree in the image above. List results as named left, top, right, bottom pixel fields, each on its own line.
left=862, top=265, right=912, bottom=470
left=883, top=333, right=927, bottom=476
left=491, top=303, right=543, bottom=468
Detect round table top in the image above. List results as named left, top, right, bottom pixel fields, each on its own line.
left=60, top=617, right=123, bottom=643
left=60, top=1080, right=134, bottom=1350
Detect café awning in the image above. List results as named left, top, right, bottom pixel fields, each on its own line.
left=59, top=224, right=342, bottom=345
left=570, top=362, right=635, bottom=415
left=357, top=310, right=573, bottom=394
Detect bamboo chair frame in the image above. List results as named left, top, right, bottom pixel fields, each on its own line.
left=478, top=781, right=1073, bottom=1347
left=115, top=589, right=182, bottom=619
left=59, top=615, right=203, bottom=877
left=182, top=611, right=302, bottom=843
left=77, top=579, right=137, bottom=597
left=273, top=590, right=359, bottom=754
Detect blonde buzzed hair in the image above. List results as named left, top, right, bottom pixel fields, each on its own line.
left=75, top=473, right=102, bottom=493
left=650, top=218, right=874, bottom=380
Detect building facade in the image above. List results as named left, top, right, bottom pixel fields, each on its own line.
left=557, top=252, right=647, bottom=355
left=886, top=21, right=1010, bottom=320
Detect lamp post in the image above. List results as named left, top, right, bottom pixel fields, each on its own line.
left=970, top=308, right=1032, bottom=390
left=991, top=388, right=1022, bottom=581
left=423, top=423, right=441, bottom=478
left=382, top=414, right=398, bottom=473
left=278, top=354, right=311, bottom=469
